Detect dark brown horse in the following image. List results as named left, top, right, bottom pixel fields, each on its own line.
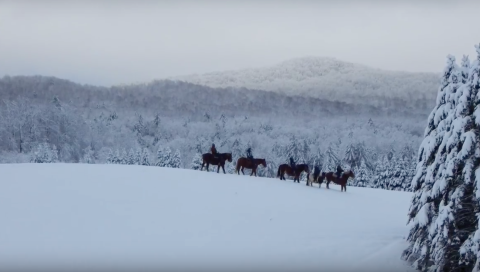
left=201, top=153, right=232, bottom=174
left=277, top=164, right=310, bottom=183
left=235, top=157, right=267, bottom=177
left=322, top=170, right=355, bottom=192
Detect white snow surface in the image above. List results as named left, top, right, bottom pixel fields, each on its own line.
left=0, top=163, right=416, bottom=272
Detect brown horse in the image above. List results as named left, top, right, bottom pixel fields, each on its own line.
left=322, top=170, right=355, bottom=192
left=201, top=153, right=232, bottom=174
left=235, top=157, right=267, bottom=177
left=277, top=164, right=310, bottom=183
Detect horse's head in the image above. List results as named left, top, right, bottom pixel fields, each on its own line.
left=226, top=153, right=232, bottom=162
left=260, top=159, right=267, bottom=167
left=344, top=170, right=355, bottom=179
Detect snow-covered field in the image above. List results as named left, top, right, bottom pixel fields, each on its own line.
left=0, top=163, right=416, bottom=272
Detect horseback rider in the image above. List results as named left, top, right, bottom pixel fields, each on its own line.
left=289, top=157, right=296, bottom=174
left=246, top=147, right=254, bottom=164
left=313, top=165, right=320, bottom=181
left=211, top=144, right=218, bottom=159
left=336, top=165, right=344, bottom=182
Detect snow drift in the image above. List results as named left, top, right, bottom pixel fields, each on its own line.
left=0, top=163, right=415, bottom=272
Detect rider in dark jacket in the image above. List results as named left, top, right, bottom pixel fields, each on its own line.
left=246, top=147, right=254, bottom=164
left=290, top=157, right=296, bottom=173
left=211, top=144, right=218, bottom=158
left=336, top=165, right=344, bottom=181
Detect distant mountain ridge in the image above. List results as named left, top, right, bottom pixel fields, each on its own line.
left=169, top=56, right=440, bottom=110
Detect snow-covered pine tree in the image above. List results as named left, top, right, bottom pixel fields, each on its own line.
left=120, top=149, right=128, bottom=165
left=352, top=159, right=370, bottom=188
left=82, top=146, right=95, bottom=164
left=127, top=148, right=135, bottom=165
left=285, top=135, right=300, bottom=163
left=171, top=149, right=182, bottom=168
left=460, top=55, right=471, bottom=83
left=156, top=146, right=172, bottom=167
left=134, top=149, right=141, bottom=165
left=372, top=155, right=390, bottom=189
left=325, top=144, right=340, bottom=172
left=190, top=153, right=203, bottom=170
left=113, top=149, right=121, bottom=164
left=141, top=148, right=150, bottom=166
left=106, top=148, right=114, bottom=164
left=30, top=143, right=59, bottom=163
left=344, top=143, right=356, bottom=169
left=386, top=155, right=406, bottom=191
left=403, top=46, right=480, bottom=272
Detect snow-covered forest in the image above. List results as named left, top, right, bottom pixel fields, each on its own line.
left=403, top=44, right=480, bottom=271
left=172, top=56, right=440, bottom=111
left=0, top=74, right=427, bottom=191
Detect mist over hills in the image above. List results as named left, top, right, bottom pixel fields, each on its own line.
left=170, top=56, right=440, bottom=113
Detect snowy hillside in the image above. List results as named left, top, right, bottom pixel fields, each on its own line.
left=0, top=163, right=415, bottom=271
left=170, top=57, right=440, bottom=109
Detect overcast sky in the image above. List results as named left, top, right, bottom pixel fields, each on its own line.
left=1, top=0, right=479, bottom=86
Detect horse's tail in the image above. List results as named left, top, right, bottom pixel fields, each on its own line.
left=235, top=158, right=240, bottom=173
left=277, top=165, right=281, bottom=177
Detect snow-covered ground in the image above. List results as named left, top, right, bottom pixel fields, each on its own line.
left=0, top=163, right=416, bottom=272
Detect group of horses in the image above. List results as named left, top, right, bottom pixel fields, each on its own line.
left=200, top=152, right=355, bottom=192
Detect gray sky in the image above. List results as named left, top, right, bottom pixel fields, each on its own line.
left=1, top=0, right=479, bottom=86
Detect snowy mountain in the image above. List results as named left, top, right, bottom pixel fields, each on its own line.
left=170, top=57, right=440, bottom=110
left=0, top=163, right=416, bottom=271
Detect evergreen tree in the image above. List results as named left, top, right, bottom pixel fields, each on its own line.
left=30, top=143, right=59, bottom=163
left=190, top=153, right=203, bottom=170
left=372, top=155, right=390, bottom=189
left=325, top=144, right=340, bottom=172
left=127, top=148, right=136, bottom=165
left=352, top=160, right=370, bottom=188
left=285, top=135, right=300, bottom=163
left=171, top=149, right=182, bottom=168
left=82, top=146, right=95, bottom=164
left=141, top=148, right=150, bottom=166
left=113, top=149, right=120, bottom=164
left=106, top=148, right=114, bottom=164
left=344, top=143, right=356, bottom=168
left=403, top=47, right=480, bottom=272
left=120, top=149, right=128, bottom=165
left=156, top=146, right=172, bottom=167
left=134, top=149, right=141, bottom=165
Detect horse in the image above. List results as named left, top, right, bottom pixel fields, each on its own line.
left=200, top=153, right=232, bottom=174
left=307, top=166, right=324, bottom=187
left=277, top=164, right=310, bottom=183
left=322, top=170, right=355, bottom=192
left=235, top=157, right=267, bottom=177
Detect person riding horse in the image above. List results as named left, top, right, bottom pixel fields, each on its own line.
left=246, top=147, right=254, bottom=165
left=211, top=144, right=218, bottom=159
left=336, top=165, right=344, bottom=182
left=289, top=157, right=296, bottom=174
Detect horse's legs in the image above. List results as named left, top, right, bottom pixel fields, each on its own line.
left=222, top=164, right=226, bottom=174
left=241, top=167, right=245, bottom=175
left=206, top=163, right=209, bottom=172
